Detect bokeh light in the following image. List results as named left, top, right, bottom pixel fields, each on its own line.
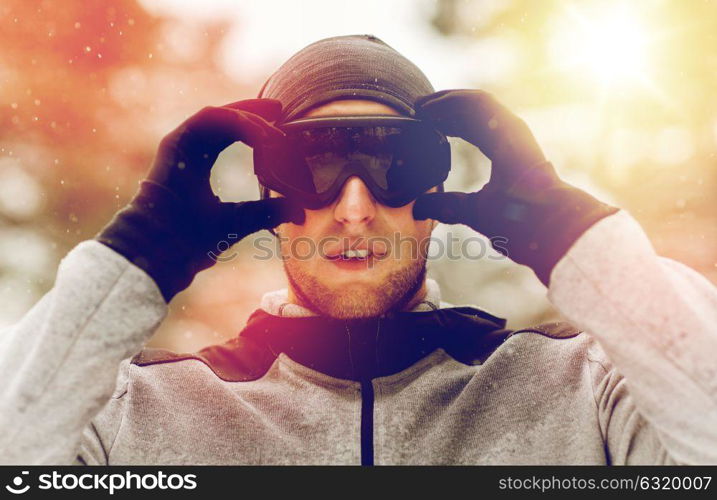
left=1, top=0, right=715, bottom=351
left=549, top=3, right=652, bottom=88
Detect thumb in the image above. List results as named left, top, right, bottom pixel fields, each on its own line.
left=220, top=197, right=305, bottom=239
left=412, top=191, right=474, bottom=225
left=221, top=98, right=283, bottom=122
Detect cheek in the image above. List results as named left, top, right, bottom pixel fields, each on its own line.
left=384, top=203, right=432, bottom=234
left=380, top=204, right=434, bottom=258
left=276, top=209, right=328, bottom=260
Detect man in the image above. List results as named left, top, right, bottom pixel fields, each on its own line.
left=1, top=35, right=715, bottom=465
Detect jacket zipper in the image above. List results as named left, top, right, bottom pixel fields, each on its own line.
left=360, top=379, right=374, bottom=466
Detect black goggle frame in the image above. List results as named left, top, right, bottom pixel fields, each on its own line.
left=253, top=116, right=451, bottom=210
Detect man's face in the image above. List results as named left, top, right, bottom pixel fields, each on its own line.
left=270, top=99, right=438, bottom=319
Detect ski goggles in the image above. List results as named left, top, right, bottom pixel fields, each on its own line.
left=253, top=116, right=451, bottom=209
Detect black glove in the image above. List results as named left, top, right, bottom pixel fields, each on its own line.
left=97, top=99, right=305, bottom=302
left=412, top=89, right=618, bottom=286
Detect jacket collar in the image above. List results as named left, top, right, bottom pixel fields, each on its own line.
left=258, top=277, right=445, bottom=317
left=132, top=280, right=580, bottom=383
left=241, top=279, right=510, bottom=381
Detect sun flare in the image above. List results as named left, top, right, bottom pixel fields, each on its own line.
left=549, top=3, right=652, bottom=87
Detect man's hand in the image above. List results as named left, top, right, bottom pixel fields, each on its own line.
left=97, top=99, right=305, bottom=301
left=412, top=89, right=618, bottom=286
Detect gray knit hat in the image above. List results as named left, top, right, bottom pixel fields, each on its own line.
left=257, top=34, right=435, bottom=123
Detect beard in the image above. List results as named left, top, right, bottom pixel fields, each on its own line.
left=283, top=255, right=428, bottom=319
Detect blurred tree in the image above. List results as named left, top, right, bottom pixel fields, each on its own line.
left=2, top=0, right=714, bottom=350
left=0, top=0, right=264, bottom=349
left=427, top=0, right=717, bottom=284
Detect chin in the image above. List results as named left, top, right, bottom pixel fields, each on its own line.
left=285, top=258, right=427, bottom=320
left=320, top=288, right=391, bottom=319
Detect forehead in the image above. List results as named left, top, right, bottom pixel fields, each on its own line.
left=300, top=99, right=403, bottom=118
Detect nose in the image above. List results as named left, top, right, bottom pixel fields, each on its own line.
left=333, top=176, right=376, bottom=228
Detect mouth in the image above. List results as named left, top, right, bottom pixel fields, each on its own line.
left=326, top=251, right=376, bottom=270
left=324, top=241, right=388, bottom=270
left=326, top=248, right=372, bottom=261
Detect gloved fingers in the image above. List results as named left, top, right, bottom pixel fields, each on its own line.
left=189, top=106, right=283, bottom=151
left=220, top=197, right=305, bottom=239
left=416, top=89, right=547, bottom=186
left=501, top=160, right=560, bottom=197
left=147, top=106, right=284, bottom=197
left=412, top=191, right=474, bottom=225
left=237, top=111, right=287, bottom=146
left=220, top=98, right=283, bottom=122
left=219, top=99, right=287, bottom=145
left=165, top=105, right=285, bottom=165
left=415, top=89, right=510, bottom=158
left=415, top=89, right=496, bottom=113
left=220, top=99, right=287, bottom=142
left=414, top=89, right=459, bottom=109
left=412, top=189, right=517, bottom=243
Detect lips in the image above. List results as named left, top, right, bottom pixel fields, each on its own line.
left=324, top=239, right=388, bottom=261
left=331, top=248, right=370, bottom=259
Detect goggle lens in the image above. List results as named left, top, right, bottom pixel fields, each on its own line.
left=254, top=116, right=450, bottom=209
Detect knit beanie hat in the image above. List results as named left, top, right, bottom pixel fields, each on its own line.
left=257, top=34, right=435, bottom=123
left=256, top=34, right=441, bottom=200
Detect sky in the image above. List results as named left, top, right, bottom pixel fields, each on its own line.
left=137, top=0, right=507, bottom=90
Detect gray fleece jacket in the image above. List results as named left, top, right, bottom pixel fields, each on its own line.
left=0, top=210, right=716, bottom=465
